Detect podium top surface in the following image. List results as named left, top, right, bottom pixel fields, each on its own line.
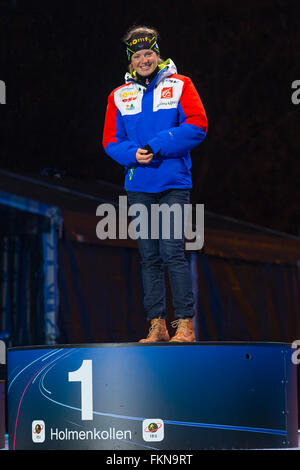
left=7, top=341, right=294, bottom=351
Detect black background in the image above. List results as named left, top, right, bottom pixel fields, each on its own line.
left=1, top=0, right=299, bottom=235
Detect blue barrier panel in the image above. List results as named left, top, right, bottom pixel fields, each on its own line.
left=7, top=342, right=298, bottom=450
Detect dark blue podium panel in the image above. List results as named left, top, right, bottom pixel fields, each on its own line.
left=7, top=342, right=298, bottom=450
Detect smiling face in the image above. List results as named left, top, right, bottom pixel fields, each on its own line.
left=131, top=49, right=159, bottom=77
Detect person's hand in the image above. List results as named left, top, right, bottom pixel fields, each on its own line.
left=136, top=148, right=153, bottom=164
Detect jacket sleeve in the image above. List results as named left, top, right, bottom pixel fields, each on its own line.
left=102, top=91, right=139, bottom=167
left=147, top=77, right=208, bottom=157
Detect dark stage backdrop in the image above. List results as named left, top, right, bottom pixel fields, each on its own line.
left=1, top=0, right=300, bottom=236
left=57, top=240, right=146, bottom=343
left=57, top=210, right=300, bottom=344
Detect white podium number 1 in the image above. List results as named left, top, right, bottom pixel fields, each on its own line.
left=68, top=360, right=93, bottom=420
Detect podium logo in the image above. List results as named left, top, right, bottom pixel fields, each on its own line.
left=32, top=420, right=45, bottom=443
left=143, top=419, right=164, bottom=442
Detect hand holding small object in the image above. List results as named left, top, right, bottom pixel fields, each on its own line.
left=136, top=148, right=154, bottom=164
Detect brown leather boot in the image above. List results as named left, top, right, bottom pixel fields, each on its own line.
left=169, top=318, right=196, bottom=342
left=139, top=318, right=170, bottom=343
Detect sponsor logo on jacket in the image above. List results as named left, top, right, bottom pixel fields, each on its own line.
left=153, top=78, right=184, bottom=112
left=161, top=87, right=173, bottom=99
left=119, top=90, right=139, bottom=102
left=115, top=88, right=142, bottom=115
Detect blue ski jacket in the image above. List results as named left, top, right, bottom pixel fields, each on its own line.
left=103, top=59, right=207, bottom=193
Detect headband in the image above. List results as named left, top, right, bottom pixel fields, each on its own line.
left=125, top=34, right=160, bottom=62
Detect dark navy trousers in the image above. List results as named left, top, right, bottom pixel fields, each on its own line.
left=127, top=189, right=195, bottom=321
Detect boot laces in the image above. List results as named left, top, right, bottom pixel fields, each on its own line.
left=171, top=319, right=180, bottom=329
left=148, top=319, right=163, bottom=335
left=171, top=319, right=190, bottom=331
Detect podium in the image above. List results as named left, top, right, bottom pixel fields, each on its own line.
left=7, top=342, right=298, bottom=450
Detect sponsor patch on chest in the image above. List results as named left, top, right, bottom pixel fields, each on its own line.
left=153, top=78, right=184, bottom=112
left=161, top=87, right=173, bottom=99
left=114, top=86, right=143, bottom=116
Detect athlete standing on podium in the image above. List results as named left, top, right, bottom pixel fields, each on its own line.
left=103, top=25, right=208, bottom=342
